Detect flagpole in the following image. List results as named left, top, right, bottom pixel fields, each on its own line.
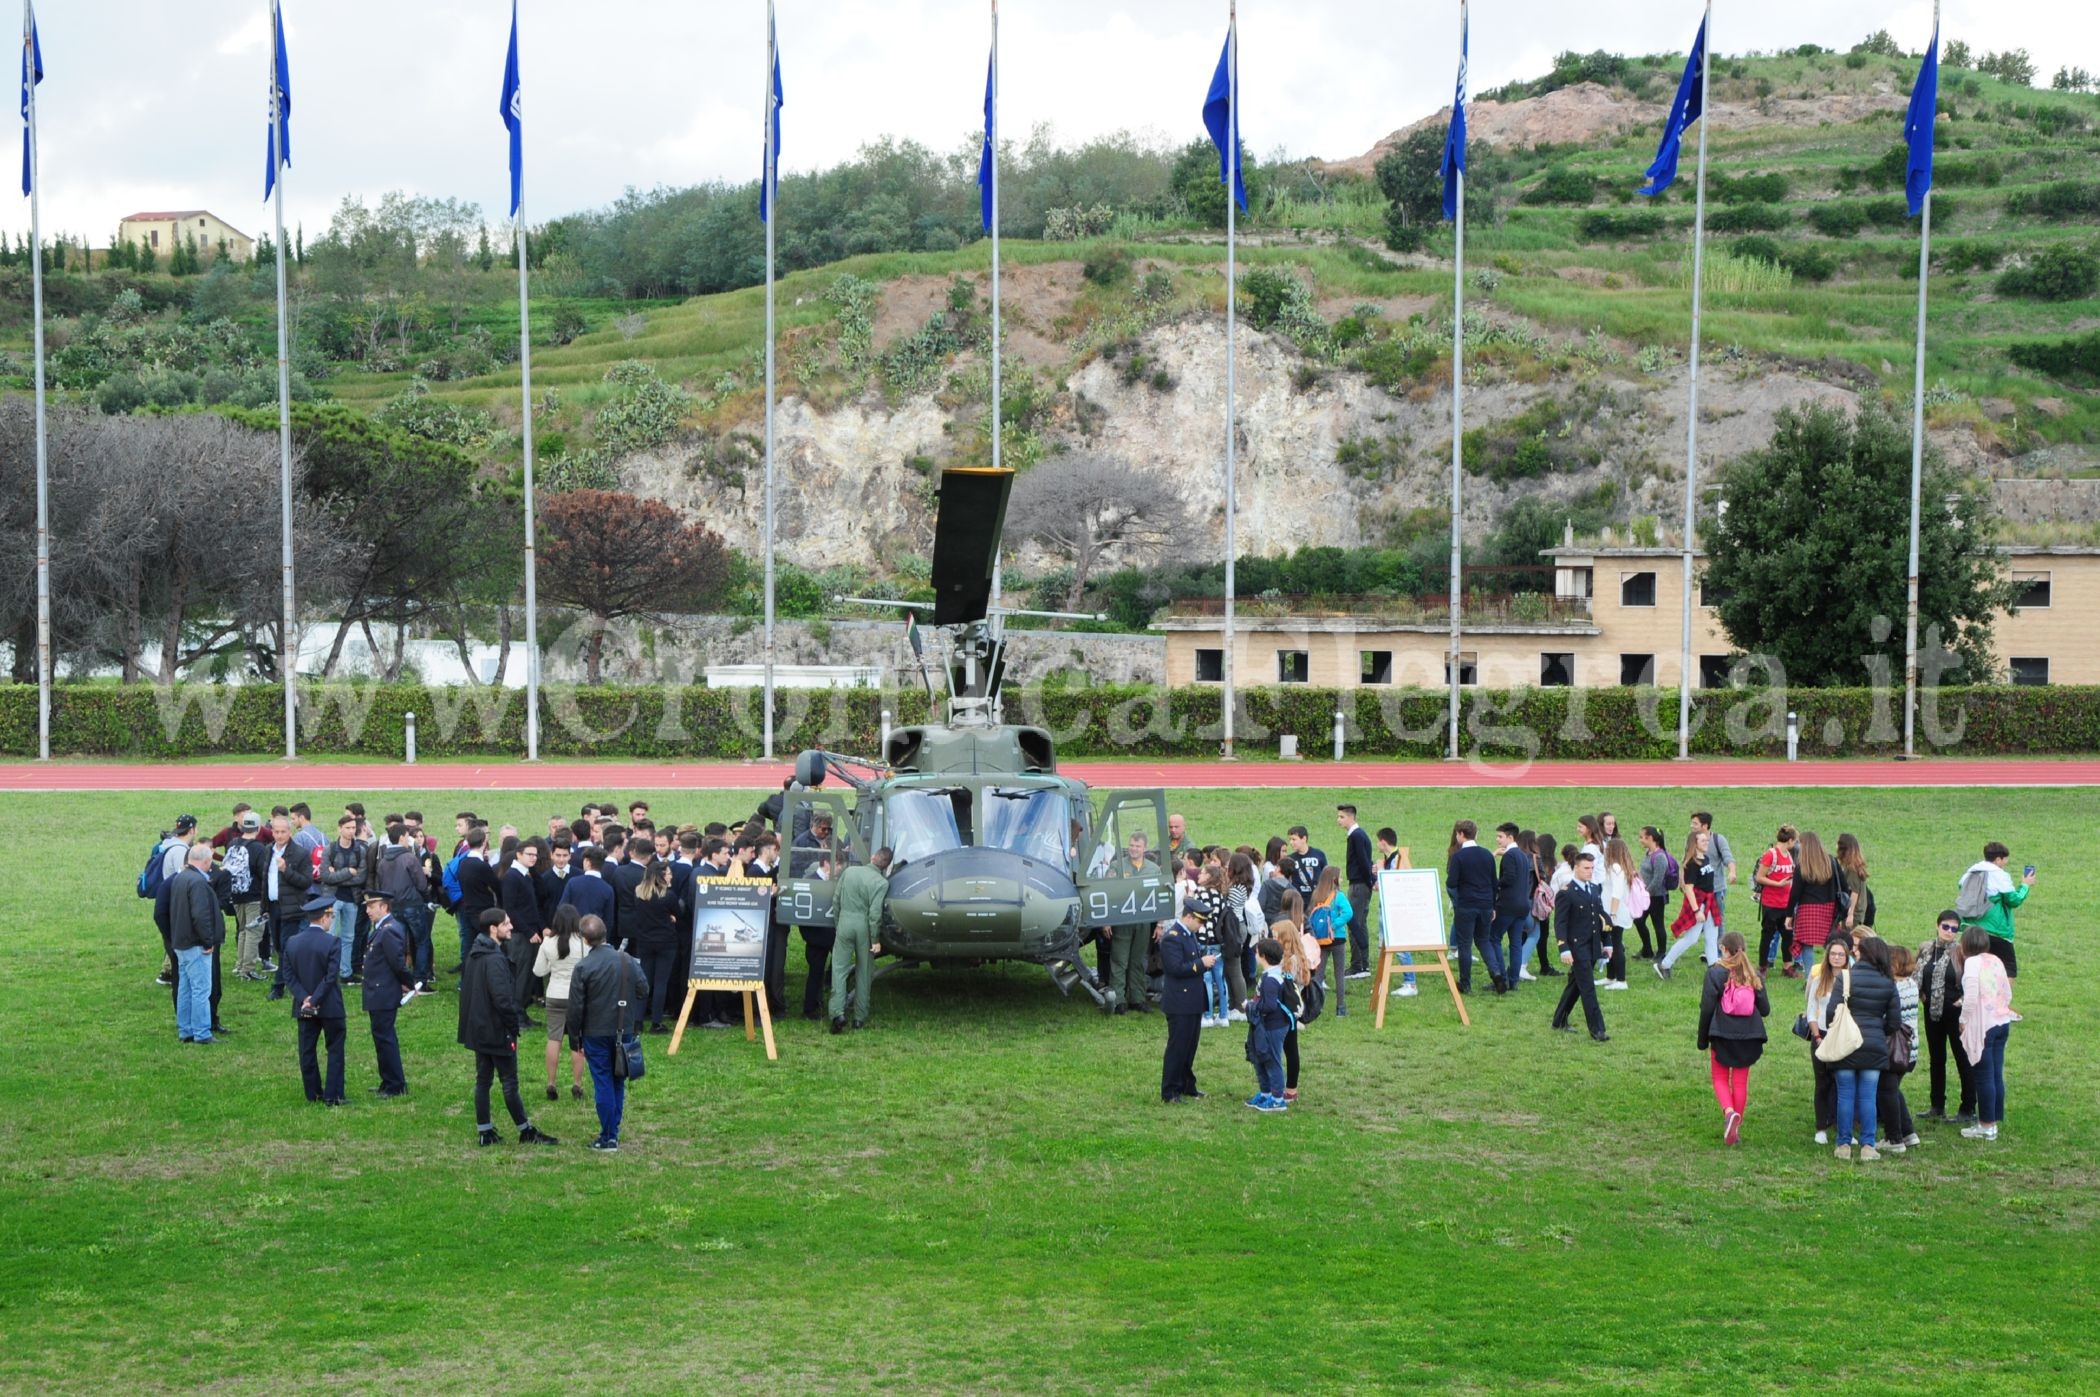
left=517, top=216, right=539, bottom=759
left=987, top=0, right=1003, bottom=621
left=761, top=0, right=778, bottom=762
left=25, top=0, right=48, bottom=761
left=1903, top=7, right=1937, bottom=760
left=1220, top=0, right=1238, bottom=761
left=270, top=0, right=296, bottom=761
left=1446, top=0, right=1466, bottom=763
left=1674, top=0, right=1712, bottom=762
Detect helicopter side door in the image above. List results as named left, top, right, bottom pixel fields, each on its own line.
left=1075, top=789, right=1174, bottom=928
left=777, top=789, right=867, bottom=930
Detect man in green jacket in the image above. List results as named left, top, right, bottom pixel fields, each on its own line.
left=831, top=847, right=893, bottom=1032
left=1958, top=841, right=2034, bottom=979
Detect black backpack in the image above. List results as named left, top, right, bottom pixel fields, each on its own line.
left=1299, top=973, right=1326, bottom=1024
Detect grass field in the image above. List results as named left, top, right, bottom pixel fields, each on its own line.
left=4, top=785, right=2096, bottom=1393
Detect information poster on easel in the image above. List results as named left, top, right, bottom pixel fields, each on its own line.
left=669, top=878, right=779, bottom=1059
left=1372, top=866, right=1470, bottom=1028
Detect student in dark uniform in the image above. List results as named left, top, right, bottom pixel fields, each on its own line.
left=1551, top=851, right=1612, bottom=1042
left=284, top=891, right=348, bottom=1105
left=1159, top=901, right=1217, bottom=1103
left=360, top=890, right=413, bottom=1097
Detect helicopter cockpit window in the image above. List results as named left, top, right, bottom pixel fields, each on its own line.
left=885, top=789, right=969, bottom=866
left=983, top=788, right=1071, bottom=869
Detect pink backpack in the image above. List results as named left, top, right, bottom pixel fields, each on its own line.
left=1721, top=981, right=1755, bottom=1017
left=1627, top=877, right=1651, bottom=919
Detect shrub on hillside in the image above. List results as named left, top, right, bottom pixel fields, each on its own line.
left=1996, top=245, right=2100, bottom=301
left=2008, top=331, right=2100, bottom=383
left=1806, top=203, right=1869, bottom=238
left=1711, top=173, right=1791, bottom=204
left=1577, top=209, right=1665, bottom=240
left=2005, top=183, right=2100, bottom=219
left=1520, top=167, right=1598, bottom=206
left=1708, top=203, right=1789, bottom=234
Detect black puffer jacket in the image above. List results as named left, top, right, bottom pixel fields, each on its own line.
left=1821, top=962, right=1904, bottom=1071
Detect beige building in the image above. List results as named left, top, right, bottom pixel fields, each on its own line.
left=1156, top=541, right=2100, bottom=690
left=116, top=209, right=254, bottom=263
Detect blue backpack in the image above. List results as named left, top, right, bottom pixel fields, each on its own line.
left=441, top=853, right=468, bottom=906
left=137, top=838, right=172, bottom=899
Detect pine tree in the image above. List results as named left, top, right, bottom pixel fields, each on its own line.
left=136, top=238, right=156, bottom=274
left=295, top=223, right=305, bottom=266
left=476, top=224, right=494, bottom=272
left=255, top=234, right=274, bottom=271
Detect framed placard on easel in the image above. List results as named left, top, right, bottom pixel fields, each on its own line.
left=1372, top=866, right=1470, bottom=1028
left=669, top=877, right=778, bottom=1060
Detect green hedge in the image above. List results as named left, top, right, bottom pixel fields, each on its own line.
left=4, top=683, right=2097, bottom=760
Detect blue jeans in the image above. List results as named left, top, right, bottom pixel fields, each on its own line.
left=1835, top=1067, right=1883, bottom=1146
left=1494, top=911, right=1533, bottom=984
left=1252, top=1023, right=1287, bottom=1098
left=1202, top=947, right=1228, bottom=1018
left=1976, top=1022, right=2010, bottom=1123
left=1392, top=950, right=1415, bottom=988
left=583, top=1036, right=626, bottom=1142
left=456, top=911, right=476, bottom=969
left=331, top=900, right=358, bottom=977
left=1452, top=906, right=1503, bottom=988
left=399, top=903, right=433, bottom=984
left=175, top=946, right=213, bottom=1041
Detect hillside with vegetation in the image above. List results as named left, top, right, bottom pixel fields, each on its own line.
left=3, top=33, right=2099, bottom=663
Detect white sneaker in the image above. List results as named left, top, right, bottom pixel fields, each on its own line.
left=1227, top=1009, right=1247, bottom=1023
left=1960, top=1124, right=1996, bottom=1139
left=1881, top=1141, right=1906, bottom=1155
left=1518, top=969, right=1536, bottom=981
left=1602, top=980, right=1628, bottom=991
left=1396, top=983, right=1418, bottom=997
left=1814, top=1130, right=1829, bottom=1145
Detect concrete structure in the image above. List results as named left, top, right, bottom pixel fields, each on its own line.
left=1157, top=541, right=2100, bottom=690
left=116, top=210, right=254, bottom=263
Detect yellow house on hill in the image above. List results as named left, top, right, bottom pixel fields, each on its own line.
left=116, top=210, right=254, bottom=263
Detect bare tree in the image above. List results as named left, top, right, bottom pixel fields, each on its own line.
left=1004, top=454, right=1195, bottom=611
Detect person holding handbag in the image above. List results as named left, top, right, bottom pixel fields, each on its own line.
left=1697, top=930, right=1770, bottom=1145
left=1870, top=938, right=1921, bottom=1152
left=568, top=913, right=650, bottom=1152
left=1802, top=934, right=1853, bottom=1145
left=1819, top=931, right=1903, bottom=1162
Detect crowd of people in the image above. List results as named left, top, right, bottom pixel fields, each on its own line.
left=140, top=795, right=2031, bottom=1156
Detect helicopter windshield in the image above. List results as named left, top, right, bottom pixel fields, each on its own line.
left=885, top=789, right=968, bottom=865
left=983, top=788, right=1071, bottom=869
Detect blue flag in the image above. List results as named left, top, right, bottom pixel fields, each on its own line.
left=500, top=0, right=522, bottom=217
left=1904, top=27, right=1939, bottom=217
left=759, top=12, right=783, bottom=224
left=1441, top=9, right=1467, bottom=221
left=977, top=53, right=994, bottom=233
left=20, top=7, right=42, bottom=199
left=264, top=0, right=292, bottom=200
left=1639, top=15, right=1705, bottom=199
left=1202, top=26, right=1246, bottom=212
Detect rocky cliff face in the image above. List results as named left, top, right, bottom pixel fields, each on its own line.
left=618, top=312, right=1951, bottom=573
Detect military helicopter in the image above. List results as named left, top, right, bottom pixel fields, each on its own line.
left=773, top=466, right=1174, bottom=1011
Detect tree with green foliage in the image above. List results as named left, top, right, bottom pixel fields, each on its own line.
left=476, top=224, right=494, bottom=272
left=1943, top=39, right=1972, bottom=69
left=1852, top=30, right=1902, bottom=58
left=1977, top=49, right=2036, bottom=86
left=134, top=239, right=155, bottom=274
left=1996, top=244, right=2100, bottom=302
left=1702, top=404, right=2009, bottom=687
left=1374, top=128, right=1445, bottom=247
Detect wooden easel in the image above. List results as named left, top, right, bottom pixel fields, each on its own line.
left=668, top=979, right=777, bottom=1060
left=1372, top=946, right=1470, bottom=1028
left=666, top=871, right=778, bottom=1060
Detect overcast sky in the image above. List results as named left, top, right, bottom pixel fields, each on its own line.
left=13, top=0, right=2095, bottom=245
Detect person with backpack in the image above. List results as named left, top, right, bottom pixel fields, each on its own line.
left=1275, top=909, right=1319, bottom=1103
left=223, top=811, right=269, bottom=982
left=1308, top=866, right=1355, bottom=1016
left=1957, top=842, right=2033, bottom=980
left=1635, top=826, right=1673, bottom=961
left=1917, top=909, right=1976, bottom=1124
left=450, top=826, right=500, bottom=975
left=1244, top=936, right=1292, bottom=1113
left=1697, top=930, right=1771, bottom=1145
left=1159, top=900, right=1216, bottom=1105
left=567, top=913, right=648, bottom=1151
left=141, top=814, right=199, bottom=988
left=1656, top=829, right=1721, bottom=979
left=1754, top=826, right=1797, bottom=975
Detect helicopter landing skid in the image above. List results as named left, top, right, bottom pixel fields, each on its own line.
left=1047, top=957, right=1117, bottom=1012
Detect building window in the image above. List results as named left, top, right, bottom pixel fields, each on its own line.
left=1277, top=651, right=1310, bottom=684
left=2013, top=573, right=2051, bottom=609
left=1620, top=653, right=1656, bottom=687
left=1540, top=653, right=1574, bottom=687
left=149, top=230, right=159, bottom=248
left=1620, top=571, right=1657, bottom=607
left=1194, top=648, right=1223, bottom=683
left=198, top=218, right=207, bottom=227
left=1443, top=652, right=1478, bottom=687
left=2010, top=657, right=2049, bottom=686
left=1360, top=650, right=1393, bottom=685
left=1700, top=654, right=1735, bottom=689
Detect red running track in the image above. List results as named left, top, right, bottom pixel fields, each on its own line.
left=2, top=758, right=2095, bottom=792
